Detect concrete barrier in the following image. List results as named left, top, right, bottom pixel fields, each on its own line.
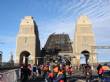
left=0, top=69, right=20, bottom=82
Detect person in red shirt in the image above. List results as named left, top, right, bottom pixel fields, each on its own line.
left=97, top=64, right=104, bottom=79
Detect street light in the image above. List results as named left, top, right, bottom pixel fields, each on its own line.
left=0, top=51, right=3, bottom=66
left=81, top=50, right=90, bottom=64
left=84, top=54, right=89, bottom=64
left=0, top=51, right=3, bottom=55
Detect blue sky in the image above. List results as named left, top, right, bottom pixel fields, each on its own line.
left=0, top=0, right=110, bottom=62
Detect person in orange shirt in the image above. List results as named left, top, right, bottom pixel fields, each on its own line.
left=52, top=65, right=67, bottom=82
left=53, top=69, right=66, bottom=82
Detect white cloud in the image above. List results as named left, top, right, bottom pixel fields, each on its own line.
left=2, top=0, right=110, bottom=62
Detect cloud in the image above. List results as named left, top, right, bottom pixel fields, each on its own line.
left=39, top=0, right=110, bottom=47
left=37, top=0, right=110, bottom=62
left=55, top=0, right=110, bottom=22
left=1, top=0, right=110, bottom=62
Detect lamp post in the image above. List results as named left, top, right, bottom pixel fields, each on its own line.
left=81, top=50, right=90, bottom=64
left=0, top=51, right=3, bottom=66
left=84, top=53, right=89, bottom=64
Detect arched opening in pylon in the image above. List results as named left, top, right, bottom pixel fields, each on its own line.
left=80, top=50, right=90, bottom=64
left=19, top=51, right=30, bottom=65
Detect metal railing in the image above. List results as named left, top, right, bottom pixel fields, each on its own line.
left=0, top=68, right=20, bottom=82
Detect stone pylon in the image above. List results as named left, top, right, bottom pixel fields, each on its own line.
left=16, top=16, right=40, bottom=65
left=72, top=16, right=97, bottom=65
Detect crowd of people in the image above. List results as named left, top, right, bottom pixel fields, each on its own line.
left=20, top=63, right=73, bottom=82
left=20, top=63, right=110, bottom=82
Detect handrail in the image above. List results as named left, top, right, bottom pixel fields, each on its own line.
left=0, top=68, right=20, bottom=82
left=0, top=66, right=20, bottom=71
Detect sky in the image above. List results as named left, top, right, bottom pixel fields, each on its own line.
left=0, top=0, right=110, bottom=63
